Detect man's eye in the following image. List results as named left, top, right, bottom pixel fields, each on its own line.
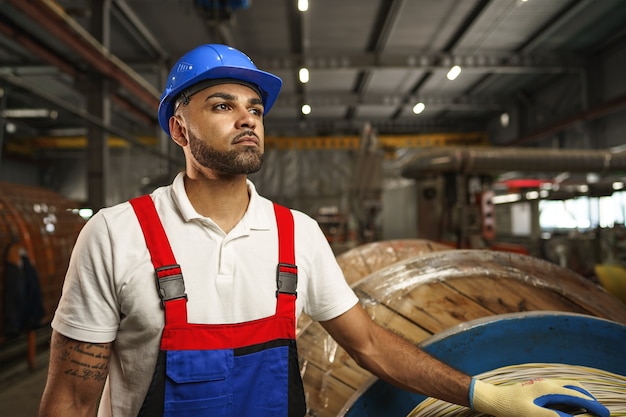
left=250, top=108, right=263, bottom=116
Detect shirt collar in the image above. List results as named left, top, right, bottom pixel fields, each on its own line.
left=171, top=172, right=272, bottom=231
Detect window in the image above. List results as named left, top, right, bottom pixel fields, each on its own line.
left=539, top=191, right=626, bottom=230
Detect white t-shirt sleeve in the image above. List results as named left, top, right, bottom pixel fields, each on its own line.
left=295, top=211, right=359, bottom=322
left=51, top=210, right=121, bottom=343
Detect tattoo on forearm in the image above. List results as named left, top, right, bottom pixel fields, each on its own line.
left=54, top=335, right=111, bottom=382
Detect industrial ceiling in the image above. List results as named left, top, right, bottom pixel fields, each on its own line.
left=1, top=0, right=626, bottom=159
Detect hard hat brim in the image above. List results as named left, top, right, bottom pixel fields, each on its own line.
left=158, top=65, right=282, bottom=136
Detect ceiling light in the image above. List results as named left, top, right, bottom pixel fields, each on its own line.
left=586, top=173, right=599, bottom=183
left=500, top=112, right=510, bottom=127
left=77, top=208, right=94, bottom=219
left=299, top=67, right=309, bottom=83
left=612, top=182, right=624, bottom=190
left=301, top=104, right=311, bottom=115
left=492, top=193, right=521, bottom=204
left=525, top=191, right=539, bottom=200
left=412, top=102, right=425, bottom=114
left=446, top=65, right=462, bottom=80
left=1, top=108, right=56, bottom=118
left=298, top=0, right=309, bottom=12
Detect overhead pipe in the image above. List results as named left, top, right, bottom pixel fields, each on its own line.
left=401, top=147, right=626, bottom=178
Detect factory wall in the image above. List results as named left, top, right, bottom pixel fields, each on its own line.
left=251, top=148, right=355, bottom=217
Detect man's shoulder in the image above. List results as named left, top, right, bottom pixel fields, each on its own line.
left=90, top=185, right=175, bottom=228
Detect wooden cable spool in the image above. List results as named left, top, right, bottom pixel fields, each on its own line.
left=297, top=239, right=454, bottom=334
left=297, top=246, right=626, bottom=417
left=0, top=181, right=85, bottom=341
left=335, top=239, right=455, bottom=286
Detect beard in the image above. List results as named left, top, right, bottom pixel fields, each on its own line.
left=188, top=131, right=263, bottom=175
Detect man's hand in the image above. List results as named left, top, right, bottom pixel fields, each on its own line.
left=470, top=378, right=610, bottom=417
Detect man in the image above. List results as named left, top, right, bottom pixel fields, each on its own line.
left=39, top=44, right=609, bottom=417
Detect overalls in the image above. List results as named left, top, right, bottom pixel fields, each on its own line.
left=129, top=195, right=306, bottom=416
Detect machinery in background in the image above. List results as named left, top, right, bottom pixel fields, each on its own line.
left=388, top=146, right=626, bottom=303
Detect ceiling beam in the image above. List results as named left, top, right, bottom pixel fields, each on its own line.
left=249, top=51, right=583, bottom=73
left=0, top=68, right=177, bottom=165
left=264, top=116, right=487, bottom=135
left=6, top=0, right=160, bottom=111
left=111, top=0, right=169, bottom=61
left=466, top=0, right=593, bottom=100
left=272, top=92, right=502, bottom=109
left=285, top=0, right=306, bottom=117
left=346, top=0, right=406, bottom=120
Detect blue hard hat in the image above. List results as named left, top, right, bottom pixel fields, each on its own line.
left=158, top=44, right=283, bottom=136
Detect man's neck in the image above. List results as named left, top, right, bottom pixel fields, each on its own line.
left=183, top=173, right=251, bottom=234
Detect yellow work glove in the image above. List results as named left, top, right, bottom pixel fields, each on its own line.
left=470, top=378, right=610, bottom=417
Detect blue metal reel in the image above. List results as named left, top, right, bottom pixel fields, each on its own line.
left=343, top=312, right=626, bottom=416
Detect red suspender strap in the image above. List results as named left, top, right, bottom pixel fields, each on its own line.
left=273, top=203, right=298, bottom=324
left=129, top=195, right=188, bottom=325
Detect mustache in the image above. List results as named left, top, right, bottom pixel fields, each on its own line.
left=232, top=130, right=260, bottom=142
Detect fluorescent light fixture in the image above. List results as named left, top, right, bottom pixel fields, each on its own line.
left=298, top=0, right=308, bottom=12
left=299, top=67, right=309, bottom=83
left=525, top=191, right=539, bottom=200
left=612, top=182, right=624, bottom=190
left=446, top=65, right=462, bottom=80
left=500, top=112, right=510, bottom=127
left=301, top=104, right=311, bottom=115
left=1, top=108, right=58, bottom=119
left=79, top=208, right=94, bottom=219
left=412, top=102, right=425, bottom=114
left=492, top=193, right=521, bottom=204
left=71, top=208, right=94, bottom=219
left=586, top=173, right=599, bottom=183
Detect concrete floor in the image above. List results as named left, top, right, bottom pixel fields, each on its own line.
left=0, top=349, right=48, bottom=416
left=0, top=328, right=51, bottom=416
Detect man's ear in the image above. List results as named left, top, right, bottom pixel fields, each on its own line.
left=169, top=115, right=188, bottom=146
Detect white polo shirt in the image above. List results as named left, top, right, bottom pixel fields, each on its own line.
left=52, top=172, right=358, bottom=417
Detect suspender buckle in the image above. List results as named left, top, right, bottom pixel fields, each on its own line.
left=155, top=264, right=187, bottom=308
left=276, top=263, right=298, bottom=296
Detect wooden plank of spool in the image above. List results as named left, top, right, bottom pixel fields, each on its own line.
left=336, top=239, right=454, bottom=285
left=449, top=275, right=591, bottom=315
left=298, top=322, right=373, bottom=389
left=300, top=360, right=361, bottom=414
left=359, top=281, right=494, bottom=335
